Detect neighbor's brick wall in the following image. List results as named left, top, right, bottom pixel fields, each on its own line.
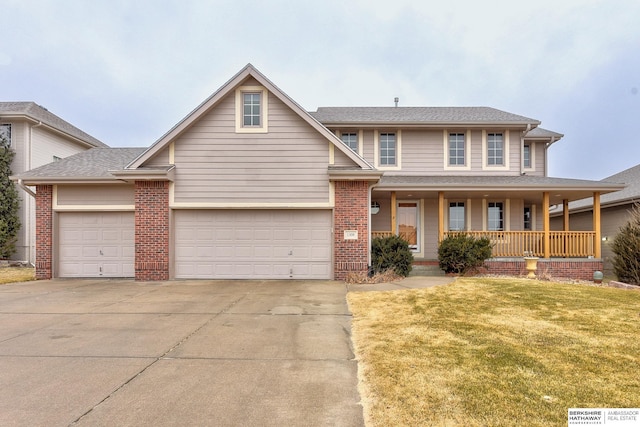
left=35, top=185, right=53, bottom=280
left=484, top=259, right=604, bottom=281
left=135, top=181, right=169, bottom=281
left=334, top=181, right=369, bottom=281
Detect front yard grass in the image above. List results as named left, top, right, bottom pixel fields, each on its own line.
left=348, top=277, right=640, bottom=426
left=0, top=267, right=35, bottom=284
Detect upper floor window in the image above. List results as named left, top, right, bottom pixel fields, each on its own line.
left=488, top=202, right=504, bottom=231
left=235, top=86, right=268, bottom=133
left=448, top=133, right=465, bottom=166
left=523, top=143, right=531, bottom=168
left=243, top=93, right=261, bottom=127
left=487, top=133, right=504, bottom=166
left=379, top=133, right=396, bottom=166
left=449, top=202, right=465, bottom=231
left=341, top=132, right=358, bottom=152
left=0, top=124, right=11, bottom=147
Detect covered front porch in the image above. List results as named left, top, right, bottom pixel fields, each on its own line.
left=369, top=176, right=624, bottom=271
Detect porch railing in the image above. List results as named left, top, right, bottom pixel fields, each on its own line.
left=372, top=230, right=596, bottom=258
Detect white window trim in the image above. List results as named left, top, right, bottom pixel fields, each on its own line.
left=443, top=129, right=471, bottom=171
left=483, top=199, right=508, bottom=231
left=523, top=142, right=536, bottom=170
left=374, top=130, right=401, bottom=170
left=482, top=130, right=510, bottom=171
left=235, top=85, right=268, bottom=134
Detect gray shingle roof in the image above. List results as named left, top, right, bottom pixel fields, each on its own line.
left=13, top=148, right=145, bottom=180
left=568, top=163, right=640, bottom=210
left=0, top=102, right=107, bottom=148
left=378, top=175, right=622, bottom=189
left=524, top=127, right=564, bottom=139
left=310, top=107, right=541, bottom=125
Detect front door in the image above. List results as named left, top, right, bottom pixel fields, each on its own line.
left=397, top=201, right=419, bottom=251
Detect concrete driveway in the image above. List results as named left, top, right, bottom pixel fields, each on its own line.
left=0, top=279, right=363, bottom=427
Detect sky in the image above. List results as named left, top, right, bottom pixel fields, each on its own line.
left=2, top=0, right=639, bottom=181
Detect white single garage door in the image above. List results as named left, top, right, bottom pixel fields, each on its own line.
left=58, top=212, right=135, bottom=278
left=174, top=210, right=332, bottom=279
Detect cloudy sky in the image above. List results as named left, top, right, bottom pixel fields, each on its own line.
left=2, top=0, right=639, bottom=180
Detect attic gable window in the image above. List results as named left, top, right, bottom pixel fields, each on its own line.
left=235, top=86, right=268, bottom=133
left=243, top=93, right=261, bottom=127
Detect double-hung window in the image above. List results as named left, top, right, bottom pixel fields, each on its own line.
left=523, top=143, right=531, bottom=168
left=341, top=133, right=358, bottom=152
left=488, top=202, right=504, bottom=231
left=449, top=202, right=465, bottom=231
left=487, top=133, right=504, bottom=166
left=243, top=93, right=261, bottom=127
left=0, top=124, right=11, bottom=147
left=448, top=133, right=465, bottom=166
left=379, top=133, right=396, bottom=166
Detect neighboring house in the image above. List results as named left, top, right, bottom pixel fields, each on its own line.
left=13, top=64, right=624, bottom=281
left=550, top=163, right=640, bottom=274
left=0, top=102, right=108, bottom=264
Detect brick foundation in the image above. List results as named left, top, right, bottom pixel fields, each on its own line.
left=484, top=258, right=604, bottom=281
left=135, top=181, right=169, bottom=281
left=334, top=181, right=369, bottom=281
left=35, top=185, right=53, bottom=280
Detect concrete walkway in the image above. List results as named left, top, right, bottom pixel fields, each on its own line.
left=0, top=279, right=363, bottom=427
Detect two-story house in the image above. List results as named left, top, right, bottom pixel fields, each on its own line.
left=1, top=102, right=107, bottom=264
left=13, top=64, right=624, bottom=281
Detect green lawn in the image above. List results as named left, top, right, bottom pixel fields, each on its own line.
left=348, top=278, right=640, bottom=426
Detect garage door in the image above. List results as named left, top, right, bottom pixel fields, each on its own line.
left=174, top=210, right=332, bottom=279
left=58, top=212, right=135, bottom=278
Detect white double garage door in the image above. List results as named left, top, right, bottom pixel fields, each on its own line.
left=58, top=210, right=332, bottom=279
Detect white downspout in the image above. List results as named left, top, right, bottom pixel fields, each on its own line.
left=25, top=121, right=43, bottom=265
left=544, top=136, right=559, bottom=177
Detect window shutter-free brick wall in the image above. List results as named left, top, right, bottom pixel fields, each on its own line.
left=35, top=185, right=53, bottom=280
left=134, top=181, right=169, bottom=281
left=334, top=180, right=369, bottom=280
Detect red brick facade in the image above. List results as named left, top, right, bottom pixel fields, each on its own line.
left=334, top=181, right=369, bottom=280
left=484, top=259, right=603, bottom=281
left=134, top=181, right=170, bottom=281
left=35, top=185, right=53, bottom=280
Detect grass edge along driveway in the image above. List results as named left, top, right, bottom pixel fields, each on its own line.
left=348, top=277, right=640, bottom=427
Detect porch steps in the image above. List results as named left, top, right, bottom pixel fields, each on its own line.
left=409, top=264, right=446, bottom=277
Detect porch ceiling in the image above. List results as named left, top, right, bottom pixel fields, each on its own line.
left=373, top=175, right=626, bottom=205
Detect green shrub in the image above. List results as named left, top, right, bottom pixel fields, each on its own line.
left=371, top=235, right=414, bottom=277
left=611, top=203, right=640, bottom=285
left=0, top=136, right=20, bottom=259
left=438, top=234, right=493, bottom=274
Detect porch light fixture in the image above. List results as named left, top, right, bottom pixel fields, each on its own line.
left=602, top=236, right=608, bottom=241
left=371, top=201, right=380, bottom=214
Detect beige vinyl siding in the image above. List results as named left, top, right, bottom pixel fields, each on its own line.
left=32, top=127, right=87, bottom=168
left=509, top=199, right=524, bottom=229
left=362, top=130, right=375, bottom=165
left=10, top=122, right=29, bottom=261
left=144, top=146, right=170, bottom=166
left=172, top=92, right=332, bottom=204
left=422, top=198, right=439, bottom=259
left=400, top=130, right=441, bottom=174
left=333, top=145, right=357, bottom=167
left=56, top=184, right=135, bottom=206
left=532, top=142, right=546, bottom=176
